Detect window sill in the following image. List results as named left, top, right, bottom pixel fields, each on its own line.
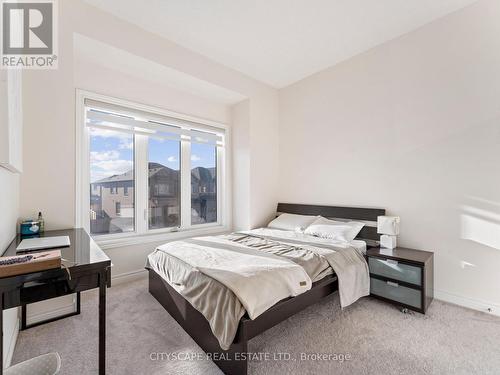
left=94, top=224, right=231, bottom=250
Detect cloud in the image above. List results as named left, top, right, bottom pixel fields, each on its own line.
left=90, top=150, right=120, bottom=162
left=89, top=127, right=131, bottom=141
left=191, top=154, right=201, bottom=162
left=167, top=156, right=177, bottom=163
left=90, top=159, right=133, bottom=182
left=119, top=141, right=133, bottom=150
left=91, top=170, right=114, bottom=183
left=93, top=159, right=133, bottom=172
left=89, top=127, right=134, bottom=151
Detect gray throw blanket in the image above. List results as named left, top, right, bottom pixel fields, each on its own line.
left=226, top=231, right=370, bottom=307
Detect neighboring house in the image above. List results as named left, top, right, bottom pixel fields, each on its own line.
left=90, top=169, right=135, bottom=234
left=148, top=162, right=180, bottom=229
left=90, top=163, right=216, bottom=234
left=191, top=167, right=217, bottom=224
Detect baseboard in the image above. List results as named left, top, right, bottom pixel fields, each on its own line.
left=26, top=298, right=77, bottom=326
left=24, top=270, right=146, bottom=327
left=434, top=289, right=500, bottom=317
left=111, top=269, right=148, bottom=286
left=4, top=316, right=19, bottom=368
left=7, top=268, right=146, bottom=368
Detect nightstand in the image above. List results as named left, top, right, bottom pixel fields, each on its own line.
left=366, top=247, right=434, bottom=314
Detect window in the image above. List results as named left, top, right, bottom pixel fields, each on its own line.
left=89, top=128, right=134, bottom=235
left=191, top=141, right=217, bottom=225
left=148, top=138, right=180, bottom=229
left=79, top=93, right=227, bottom=241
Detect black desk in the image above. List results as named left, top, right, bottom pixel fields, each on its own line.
left=1, top=228, right=111, bottom=374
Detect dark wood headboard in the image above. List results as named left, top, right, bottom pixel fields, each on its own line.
left=276, top=203, right=386, bottom=243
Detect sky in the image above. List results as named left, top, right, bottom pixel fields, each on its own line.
left=89, top=128, right=216, bottom=182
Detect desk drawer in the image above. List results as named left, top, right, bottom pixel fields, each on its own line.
left=369, top=257, right=421, bottom=286
left=370, top=277, right=421, bottom=309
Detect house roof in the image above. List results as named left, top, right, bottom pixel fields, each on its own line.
left=92, top=163, right=215, bottom=184
left=93, top=169, right=135, bottom=184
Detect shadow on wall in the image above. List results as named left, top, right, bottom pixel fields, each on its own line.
left=461, top=196, right=500, bottom=251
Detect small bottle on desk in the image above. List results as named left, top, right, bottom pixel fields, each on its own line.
left=38, top=212, right=45, bottom=233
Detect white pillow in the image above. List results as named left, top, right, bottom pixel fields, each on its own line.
left=267, top=213, right=318, bottom=232
left=304, top=217, right=365, bottom=242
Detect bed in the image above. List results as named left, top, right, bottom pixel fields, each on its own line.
left=147, top=203, right=385, bottom=375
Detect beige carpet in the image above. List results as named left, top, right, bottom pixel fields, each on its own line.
left=11, top=276, right=500, bottom=375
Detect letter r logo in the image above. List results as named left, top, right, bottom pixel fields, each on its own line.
left=2, top=2, right=53, bottom=55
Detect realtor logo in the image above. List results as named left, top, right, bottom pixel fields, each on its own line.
left=1, top=0, right=58, bottom=69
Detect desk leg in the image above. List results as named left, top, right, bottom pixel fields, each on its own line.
left=99, top=272, right=106, bottom=375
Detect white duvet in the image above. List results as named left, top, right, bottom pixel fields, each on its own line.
left=154, top=234, right=312, bottom=319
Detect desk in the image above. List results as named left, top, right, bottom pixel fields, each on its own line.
left=1, top=228, right=111, bottom=374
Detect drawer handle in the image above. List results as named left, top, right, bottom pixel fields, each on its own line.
left=386, top=281, right=399, bottom=287
left=386, top=259, right=398, bottom=266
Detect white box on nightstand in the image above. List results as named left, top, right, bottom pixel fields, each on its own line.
left=380, top=234, right=397, bottom=249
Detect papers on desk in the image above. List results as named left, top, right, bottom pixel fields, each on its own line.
left=16, top=236, right=70, bottom=252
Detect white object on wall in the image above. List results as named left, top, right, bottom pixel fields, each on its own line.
left=0, top=70, right=23, bottom=173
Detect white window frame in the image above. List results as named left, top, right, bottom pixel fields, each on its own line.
left=75, top=90, right=231, bottom=249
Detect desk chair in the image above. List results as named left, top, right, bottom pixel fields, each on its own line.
left=5, top=353, right=61, bottom=375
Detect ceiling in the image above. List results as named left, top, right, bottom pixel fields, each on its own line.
left=84, top=0, right=478, bottom=88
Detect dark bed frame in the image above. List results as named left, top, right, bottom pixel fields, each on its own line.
left=148, top=203, right=385, bottom=375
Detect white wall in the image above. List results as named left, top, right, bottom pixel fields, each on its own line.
left=0, top=170, right=20, bottom=366
left=248, top=94, right=280, bottom=228
left=0, top=71, right=22, bottom=173
left=20, top=0, right=280, bottom=278
left=231, top=100, right=251, bottom=230
left=279, top=0, right=500, bottom=313
left=74, top=60, right=231, bottom=125
left=0, top=70, right=21, bottom=367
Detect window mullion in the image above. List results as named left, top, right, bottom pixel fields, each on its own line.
left=180, top=139, right=191, bottom=229
left=80, top=124, right=90, bottom=233
left=135, top=134, right=148, bottom=234
left=216, top=145, right=223, bottom=226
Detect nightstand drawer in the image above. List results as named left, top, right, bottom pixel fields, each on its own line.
left=368, top=257, right=421, bottom=286
left=370, top=278, right=421, bottom=308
